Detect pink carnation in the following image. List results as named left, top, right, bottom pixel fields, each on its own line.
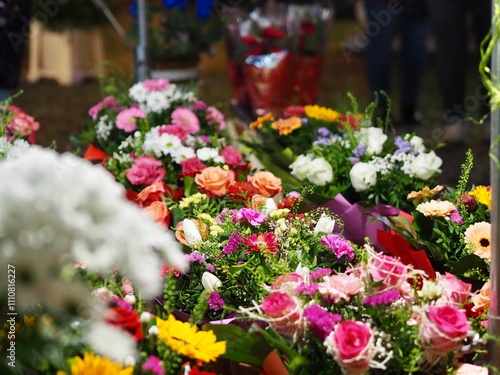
left=206, top=106, right=226, bottom=131
left=125, top=156, right=166, bottom=186
left=221, top=145, right=245, bottom=169
left=6, top=106, right=40, bottom=137
left=318, top=274, right=363, bottom=303
left=88, top=96, right=120, bottom=120
left=158, top=124, right=190, bottom=140
left=180, top=157, right=207, bottom=177
left=171, top=107, right=200, bottom=134
left=116, top=107, right=146, bottom=132
left=143, top=78, right=170, bottom=91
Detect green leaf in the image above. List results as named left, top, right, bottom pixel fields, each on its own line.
left=202, top=324, right=274, bottom=367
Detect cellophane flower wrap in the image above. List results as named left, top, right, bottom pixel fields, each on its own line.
left=228, top=244, right=483, bottom=375
left=221, top=1, right=333, bottom=116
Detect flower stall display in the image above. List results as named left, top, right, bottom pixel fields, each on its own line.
left=210, top=244, right=486, bottom=375
left=378, top=150, right=491, bottom=291
left=163, top=195, right=360, bottom=324
left=221, top=0, right=334, bottom=116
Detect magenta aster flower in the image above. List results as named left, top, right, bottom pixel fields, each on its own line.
left=303, top=304, right=341, bottom=340
left=116, top=107, right=146, bottom=132
left=450, top=209, right=464, bottom=224
left=320, top=234, right=355, bottom=260
left=186, top=251, right=205, bottom=264
left=310, top=268, right=333, bottom=280
left=242, top=232, right=279, bottom=254
left=142, top=355, right=165, bottom=375
left=295, top=282, right=319, bottom=296
left=171, top=107, right=200, bottom=134
left=206, top=291, right=225, bottom=311
left=232, top=208, right=268, bottom=226
left=363, top=290, right=400, bottom=306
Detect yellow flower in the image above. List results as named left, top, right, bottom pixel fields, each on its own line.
left=407, top=185, right=443, bottom=202
left=416, top=200, right=455, bottom=219
left=464, top=221, right=491, bottom=261
left=249, top=112, right=275, bottom=130
left=304, top=105, right=340, bottom=122
left=156, top=314, right=226, bottom=363
left=23, top=315, right=36, bottom=327
left=468, top=185, right=491, bottom=209
left=66, top=352, right=133, bottom=375
left=179, top=193, right=208, bottom=209
left=271, top=116, right=302, bottom=136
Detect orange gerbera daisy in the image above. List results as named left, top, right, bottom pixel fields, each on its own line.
left=249, top=112, right=275, bottom=130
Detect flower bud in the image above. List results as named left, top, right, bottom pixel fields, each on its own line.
left=202, top=271, right=222, bottom=292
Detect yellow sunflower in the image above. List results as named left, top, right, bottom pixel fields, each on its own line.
left=249, top=112, right=275, bottom=130
left=468, top=185, right=491, bottom=209
left=464, top=221, right=491, bottom=261
left=156, top=315, right=226, bottom=363
left=416, top=200, right=455, bottom=219
left=271, top=116, right=302, bottom=136
left=304, top=105, right=340, bottom=122
left=62, top=352, right=133, bottom=375
left=407, top=185, right=444, bottom=202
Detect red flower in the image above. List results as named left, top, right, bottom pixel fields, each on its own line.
left=187, top=366, right=216, bottom=375
left=227, top=181, right=259, bottom=201
left=262, top=26, right=285, bottom=39
left=180, top=157, right=207, bottom=177
left=104, top=307, right=143, bottom=341
left=300, top=21, right=316, bottom=35
left=277, top=196, right=298, bottom=209
left=337, top=114, right=363, bottom=131
left=241, top=35, right=258, bottom=45
left=242, top=232, right=279, bottom=255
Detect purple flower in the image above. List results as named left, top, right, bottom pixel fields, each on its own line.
left=317, top=127, right=331, bottom=137
left=295, top=282, right=319, bottom=296
left=349, top=156, right=360, bottom=165
left=320, top=234, right=355, bottom=260
left=363, top=290, right=400, bottom=306
left=303, top=304, right=342, bottom=340
left=450, top=209, right=464, bottom=225
left=192, top=100, right=208, bottom=111
left=314, top=138, right=332, bottom=146
left=186, top=251, right=205, bottom=263
left=111, top=297, right=133, bottom=311
left=232, top=208, right=268, bottom=226
left=223, top=231, right=242, bottom=254
left=142, top=355, right=165, bottom=375
left=394, top=136, right=412, bottom=154
left=206, top=263, right=215, bottom=272
left=206, top=292, right=225, bottom=311
left=352, top=144, right=367, bottom=158
left=310, top=268, right=333, bottom=280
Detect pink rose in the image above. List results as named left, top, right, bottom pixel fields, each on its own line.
left=369, top=253, right=408, bottom=291
left=158, top=124, right=190, bottom=140
left=88, top=96, right=120, bottom=119
left=116, top=107, right=146, bottom=132
left=318, top=274, right=363, bottom=303
left=420, top=305, right=470, bottom=353
left=6, top=106, right=40, bottom=136
left=436, top=272, right=471, bottom=306
left=180, top=157, right=207, bottom=177
left=143, top=78, right=170, bottom=91
left=126, top=156, right=166, bottom=186
left=221, top=146, right=245, bottom=169
left=325, top=320, right=372, bottom=374
left=121, top=277, right=134, bottom=296
left=261, top=292, right=301, bottom=338
left=206, top=106, right=226, bottom=131
left=171, top=107, right=200, bottom=134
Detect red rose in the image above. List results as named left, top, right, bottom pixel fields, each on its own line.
left=105, top=306, right=143, bottom=341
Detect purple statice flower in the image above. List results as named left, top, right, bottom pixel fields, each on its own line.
left=303, top=304, right=342, bottom=340
left=186, top=251, right=205, bottom=264
left=206, top=292, right=225, bottom=311
left=450, top=209, right=464, bottom=224
left=142, top=355, right=165, bottom=375
left=310, top=268, right=333, bottom=280
left=205, top=263, right=215, bottom=272
left=111, top=297, right=133, bottom=311
left=223, top=230, right=242, bottom=254
left=232, top=208, right=268, bottom=226
left=320, top=234, right=355, bottom=260
left=317, top=127, right=331, bottom=137
left=363, top=290, right=400, bottom=306
left=349, top=156, right=360, bottom=165
left=295, top=282, right=319, bottom=296
left=394, top=136, right=412, bottom=155
left=352, top=144, right=367, bottom=158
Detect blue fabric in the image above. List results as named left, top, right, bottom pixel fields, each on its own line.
left=195, top=0, right=214, bottom=20
left=163, top=0, right=187, bottom=11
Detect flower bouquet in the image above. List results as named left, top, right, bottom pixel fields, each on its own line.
left=210, top=244, right=486, bottom=375
left=377, top=150, right=490, bottom=290
left=221, top=0, right=333, bottom=116
left=0, top=104, right=41, bottom=160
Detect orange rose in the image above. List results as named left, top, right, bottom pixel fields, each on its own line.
left=471, top=281, right=490, bottom=314
left=195, top=166, right=235, bottom=197
left=137, top=182, right=166, bottom=206
left=250, top=171, right=282, bottom=197
left=144, top=201, right=170, bottom=227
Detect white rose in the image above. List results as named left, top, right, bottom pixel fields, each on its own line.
left=409, top=135, right=426, bottom=152
left=355, top=127, right=388, bottom=155
left=289, top=154, right=314, bottom=180
left=314, top=215, right=336, bottom=234
left=261, top=198, right=277, bottom=214
left=411, top=151, right=443, bottom=180
left=306, top=157, right=333, bottom=186
left=201, top=272, right=222, bottom=292
left=349, top=162, right=377, bottom=192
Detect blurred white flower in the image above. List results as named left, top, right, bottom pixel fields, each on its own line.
left=85, top=321, right=137, bottom=362
left=202, top=271, right=222, bottom=292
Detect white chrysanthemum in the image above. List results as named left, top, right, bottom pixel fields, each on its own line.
left=145, top=91, right=169, bottom=113
left=128, top=82, right=148, bottom=102
left=171, top=145, right=196, bottom=164
left=142, top=127, right=182, bottom=157
left=85, top=321, right=137, bottom=362
left=0, top=136, right=31, bottom=160
left=96, top=115, right=113, bottom=142
left=0, top=147, right=187, bottom=311
left=196, top=147, right=220, bottom=161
